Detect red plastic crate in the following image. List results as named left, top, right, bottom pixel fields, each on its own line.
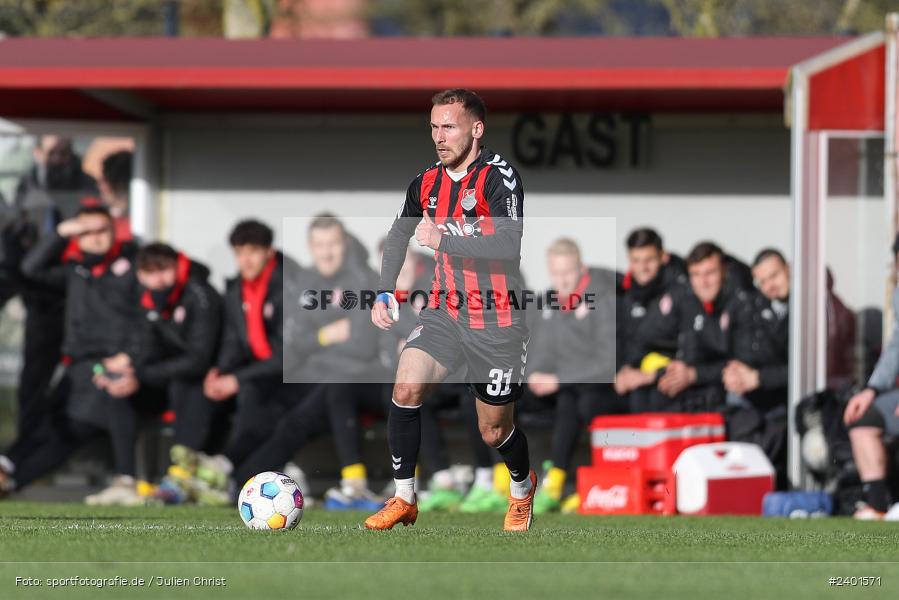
left=576, top=466, right=676, bottom=515
left=589, top=412, right=725, bottom=472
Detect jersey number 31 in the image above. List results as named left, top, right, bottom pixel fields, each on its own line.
left=486, top=368, right=512, bottom=397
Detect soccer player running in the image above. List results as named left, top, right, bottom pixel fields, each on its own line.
left=365, top=89, right=536, bottom=531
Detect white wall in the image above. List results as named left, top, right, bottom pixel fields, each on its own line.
left=161, top=112, right=794, bottom=291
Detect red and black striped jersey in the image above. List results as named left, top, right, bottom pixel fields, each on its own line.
left=379, top=147, right=525, bottom=330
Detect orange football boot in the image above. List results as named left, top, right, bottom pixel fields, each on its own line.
left=504, top=470, right=537, bottom=532
left=364, top=496, right=418, bottom=530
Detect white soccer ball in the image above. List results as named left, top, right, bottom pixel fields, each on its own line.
left=238, top=471, right=304, bottom=530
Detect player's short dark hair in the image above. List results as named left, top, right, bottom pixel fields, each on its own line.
left=76, top=204, right=112, bottom=222
left=308, top=212, right=345, bottom=236
left=137, top=242, right=178, bottom=272
left=229, top=219, right=273, bottom=248
left=752, top=248, right=786, bottom=268
left=102, top=150, right=132, bottom=196
left=686, top=241, right=724, bottom=267
left=432, top=88, right=486, bottom=123
left=626, top=228, right=663, bottom=251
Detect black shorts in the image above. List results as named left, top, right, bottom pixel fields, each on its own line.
left=402, top=307, right=528, bottom=405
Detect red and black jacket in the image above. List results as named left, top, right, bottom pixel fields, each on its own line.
left=617, top=253, right=688, bottom=370
left=216, top=251, right=300, bottom=385
left=21, top=230, right=141, bottom=363
left=134, top=254, right=222, bottom=388
left=677, top=285, right=756, bottom=388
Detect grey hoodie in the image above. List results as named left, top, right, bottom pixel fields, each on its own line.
left=868, top=287, right=899, bottom=392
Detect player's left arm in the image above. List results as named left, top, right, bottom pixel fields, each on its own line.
left=379, top=178, right=424, bottom=293
left=20, top=229, right=69, bottom=290
left=437, top=166, right=523, bottom=261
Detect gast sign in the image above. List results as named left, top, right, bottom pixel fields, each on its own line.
left=511, top=113, right=650, bottom=169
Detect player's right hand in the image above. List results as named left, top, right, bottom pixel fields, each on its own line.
left=56, top=217, right=84, bottom=238
left=372, top=292, right=399, bottom=330
left=527, top=372, right=559, bottom=397
left=844, top=387, right=876, bottom=425
left=614, top=366, right=640, bottom=395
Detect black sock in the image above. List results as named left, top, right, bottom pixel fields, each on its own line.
left=863, top=479, right=891, bottom=513
left=496, top=427, right=530, bottom=483
left=388, top=402, right=420, bottom=480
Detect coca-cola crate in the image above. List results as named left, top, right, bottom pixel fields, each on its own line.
left=576, top=465, right=675, bottom=515
left=590, top=413, right=725, bottom=472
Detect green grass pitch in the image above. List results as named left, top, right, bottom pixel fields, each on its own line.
left=0, top=501, right=897, bottom=599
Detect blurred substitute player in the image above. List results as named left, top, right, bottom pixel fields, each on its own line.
left=614, top=228, right=688, bottom=411
left=187, top=220, right=303, bottom=504
left=130, top=243, right=224, bottom=502
left=843, top=233, right=899, bottom=519
left=1, top=205, right=143, bottom=505
left=365, top=89, right=536, bottom=531
left=722, top=248, right=790, bottom=488
left=659, top=242, right=755, bottom=411
left=526, top=239, right=619, bottom=514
